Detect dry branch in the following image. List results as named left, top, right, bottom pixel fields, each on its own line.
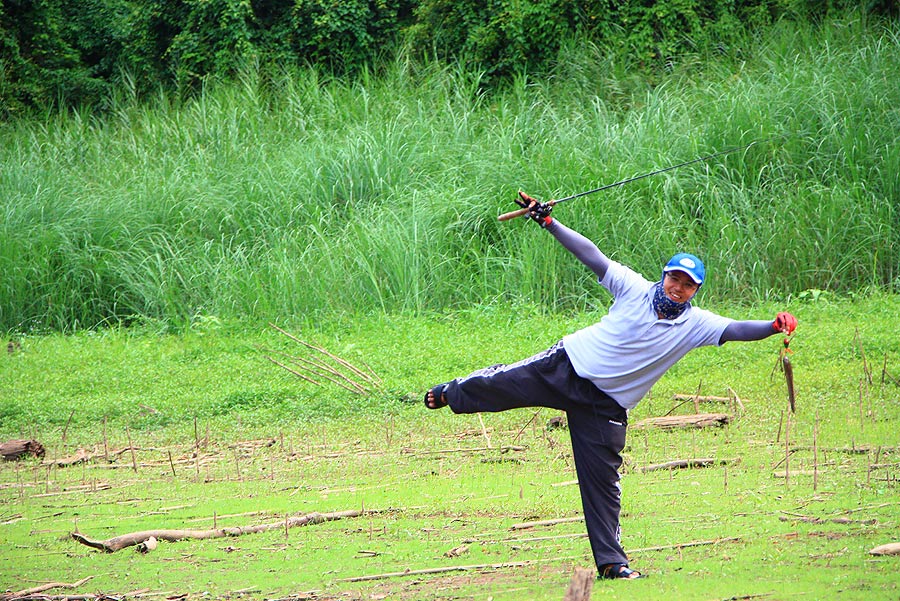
left=632, top=413, right=732, bottom=431
left=510, top=516, right=584, bottom=530
left=403, top=445, right=526, bottom=456
left=339, top=557, right=573, bottom=583
left=779, top=511, right=876, bottom=526
left=339, top=537, right=741, bottom=583
left=672, top=394, right=741, bottom=404
left=1, top=576, right=93, bottom=600
left=882, top=364, right=900, bottom=388
left=637, top=457, right=740, bottom=473
left=265, top=324, right=381, bottom=395
left=625, top=536, right=742, bottom=554
left=71, top=509, right=381, bottom=552
left=790, top=444, right=897, bottom=455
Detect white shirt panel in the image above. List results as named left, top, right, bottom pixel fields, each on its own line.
left=563, top=261, right=733, bottom=409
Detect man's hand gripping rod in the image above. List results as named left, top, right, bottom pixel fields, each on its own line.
left=498, top=139, right=766, bottom=221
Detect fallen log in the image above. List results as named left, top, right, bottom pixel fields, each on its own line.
left=632, top=413, right=731, bottom=431
left=870, top=542, right=900, bottom=555
left=71, top=508, right=380, bottom=552
left=638, top=457, right=740, bottom=473
left=0, top=439, right=45, bottom=461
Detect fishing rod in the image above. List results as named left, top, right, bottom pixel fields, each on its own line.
left=498, top=138, right=769, bottom=221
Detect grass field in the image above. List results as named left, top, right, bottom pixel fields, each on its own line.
left=2, top=295, right=899, bottom=600
left=2, top=12, right=899, bottom=601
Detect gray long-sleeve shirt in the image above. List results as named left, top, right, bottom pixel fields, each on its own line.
left=545, top=219, right=778, bottom=408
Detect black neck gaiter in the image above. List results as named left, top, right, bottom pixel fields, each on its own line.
left=652, top=281, right=690, bottom=320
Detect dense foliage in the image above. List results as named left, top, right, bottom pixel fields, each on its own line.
left=2, top=0, right=896, bottom=115
left=1, top=14, right=898, bottom=333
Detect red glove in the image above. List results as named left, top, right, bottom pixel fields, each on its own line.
left=773, top=312, right=797, bottom=334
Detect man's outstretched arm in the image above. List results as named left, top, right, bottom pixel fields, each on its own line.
left=545, top=220, right=611, bottom=281
left=720, top=312, right=797, bottom=343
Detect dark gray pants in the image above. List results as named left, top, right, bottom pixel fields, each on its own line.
left=443, top=341, right=630, bottom=569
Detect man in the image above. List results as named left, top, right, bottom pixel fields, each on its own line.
left=424, top=191, right=797, bottom=580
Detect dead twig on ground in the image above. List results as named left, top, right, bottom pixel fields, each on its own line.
left=637, top=457, right=740, bottom=473
left=510, top=516, right=584, bottom=530
left=339, top=556, right=579, bottom=583
left=71, top=508, right=388, bottom=553
left=626, top=536, right=742, bottom=554
left=778, top=511, right=876, bottom=526
left=403, top=445, right=526, bottom=456
left=339, top=537, right=742, bottom=583
left=1, top=576, right=94, bottom=600
left=882, top=354, right=900, bottom=388
left=790, top=444, right=897, bottom=454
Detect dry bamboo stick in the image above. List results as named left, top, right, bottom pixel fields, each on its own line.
left=340, top=537, right=741, bottom=583
left=1, top=576, right=94, bottom=599
left=625, top=536, right=741, bottom=554
left=726, top=387, right=746, bottom=413
left=71, top=509, right=383, bottom=552
left=790, top=444, right=897, bottom=454
left=264, top=356, right=322, bottom=386
left=339, top=556, right=577, bottom=583
left=510, top=516, right=584, bottom=530
left=405, top=445, right=526, bottom=456
left=672, top=394, right=737, bottom=403
left=779, top=511, right=876, bottom=526
left=290, top=355, right=369, bottom=394
left=855, top=327, right=872, bottom=384
left=264, top=345, right=369, bottom=392
left=883, top=366, right=900, bottom=388
left=638, top=457, right=739, bottom=473
left=269, top=323, right=378, bottom=384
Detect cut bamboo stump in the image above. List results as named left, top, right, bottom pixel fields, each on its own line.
left=0, top=439, right=45, bottom=461
left=632, top=413, right=731, bottom=430
left=563, top=567, right=594, bottom=600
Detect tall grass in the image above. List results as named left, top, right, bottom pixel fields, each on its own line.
left=1, top=15, right=898, bottom=332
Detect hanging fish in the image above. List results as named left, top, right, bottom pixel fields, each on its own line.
left=778, top=337, right=796, bottom=413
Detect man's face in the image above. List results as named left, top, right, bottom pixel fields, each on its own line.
left=663, top=270, right=699, bottom=303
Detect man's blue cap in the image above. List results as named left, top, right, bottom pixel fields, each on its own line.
left=663, top=253, right=705, bottom=285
